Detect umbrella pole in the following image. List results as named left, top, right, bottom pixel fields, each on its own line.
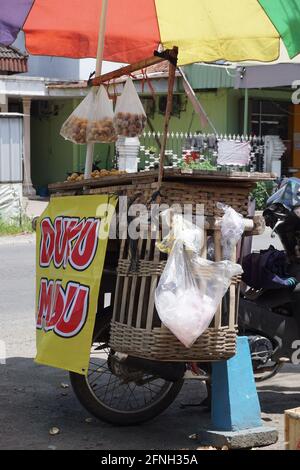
left=157, top=47, right=178, bottom=190
left=84, top=0, right=109, bottom=179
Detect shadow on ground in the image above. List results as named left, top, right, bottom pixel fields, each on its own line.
left=0, top=357, right=209, bottom=450
left=257, top=364, right=300, bottom=415
left=258, top=390, right=300, bottom=414
left=1, top=358, right=299, bottom=450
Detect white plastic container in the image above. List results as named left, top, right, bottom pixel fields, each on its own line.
left=117, top=136, right=140, bottom=173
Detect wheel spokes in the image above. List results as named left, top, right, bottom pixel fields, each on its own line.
left=86, top=341, right=173, bottom=412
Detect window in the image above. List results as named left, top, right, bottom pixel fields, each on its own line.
left=249, top=99, right=290, bottom=139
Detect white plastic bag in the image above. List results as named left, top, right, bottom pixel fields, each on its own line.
left=86, top=85, right=116, bottom=143
left=114, top=77, right=147, bottom=137
left=217, top=203, right=245, bottom=260
left=156, top=209, right=204, bottom=254
left=155, top=240, right=242, bottom=348
left=60, top=89, right=95, bottom=144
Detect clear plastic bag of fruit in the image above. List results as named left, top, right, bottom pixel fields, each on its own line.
left=60, top=89, right=96, bottom=144
left=114, top=77, right=147, bottom=137
left=86, top=85, right=117, bottom=143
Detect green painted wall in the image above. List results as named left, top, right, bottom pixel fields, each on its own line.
left=146, top=90, right=228, bottom=135
left=31, top=98, right=114, bottom=188
left=226, top=89, right=241, bottom=134
left=248, top=89, right=292, bottom=101
left=31, top=99, right=76, bottom=187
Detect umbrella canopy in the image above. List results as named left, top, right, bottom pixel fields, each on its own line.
left=1, top=0, right=300, bottom=66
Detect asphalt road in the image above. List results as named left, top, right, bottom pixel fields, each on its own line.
left=0, top=234, right=299, bottom=450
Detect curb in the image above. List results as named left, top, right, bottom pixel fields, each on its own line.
left=0, top=234, right=35, bottom=246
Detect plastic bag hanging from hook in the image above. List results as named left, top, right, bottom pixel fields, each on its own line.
left=86, top=85, right=117, bottom=143
left=60, top=89, right=96, bottom=144
left=156, top=208, right=204, bottom=254
left=155, top=239, right=242, bottom=348
left=155, top=211, right=243, bottom=348
left=217, top=202, right=245, bottom=260
left=114, top=77, right=147, bottom=138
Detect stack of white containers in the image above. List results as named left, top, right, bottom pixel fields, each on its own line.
left=116, top=136, right=140, bottom=173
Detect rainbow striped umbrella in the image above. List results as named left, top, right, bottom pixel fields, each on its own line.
left=1, top=0, right=300, bottom=66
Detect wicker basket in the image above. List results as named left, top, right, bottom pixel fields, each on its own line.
left=110, top=322, right=237, bottom=361
left=49, top=169, right=263, bottom=220
left=109, top=229, right=239, bottom=362
left=88, top=179, right=250, bottom=218
left=159, top=181, right=250, bottom=217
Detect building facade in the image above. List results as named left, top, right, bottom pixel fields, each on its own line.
left=0, top=37, right=298, bottom=194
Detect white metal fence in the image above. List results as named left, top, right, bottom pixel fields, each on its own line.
left=139, top=132, right=265, bottom=172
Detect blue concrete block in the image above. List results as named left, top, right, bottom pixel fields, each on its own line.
left=211, top=336, right=262, bottom=432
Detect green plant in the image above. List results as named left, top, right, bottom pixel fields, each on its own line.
left=179, top=160, right=217, bottom=171
left=0, top=214, right=34, bottom=236
left=250, top=181, right=275, bottom=210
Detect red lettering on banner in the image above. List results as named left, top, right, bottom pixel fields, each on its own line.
left=36, top=279, right=89, bottom=338
left=36, top=279, right=54, bottom=328
left=55, top=284, right=89, bottom=337
left=69, top=219, right=100, bottom=270
left=53, top=217, right=78, bottom=268
left=40, top=219, right=55, bottom=267
left=39, top=217, right=100, bottom=271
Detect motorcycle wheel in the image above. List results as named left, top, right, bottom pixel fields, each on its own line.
left=254, top=362, right=282, bottom=382
left=70, top=314, right=183, bottom=426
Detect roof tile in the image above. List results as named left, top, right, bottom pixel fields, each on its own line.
left=0, top=45, right=28, bottom=73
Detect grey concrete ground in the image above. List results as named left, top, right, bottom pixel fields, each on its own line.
left=0, top=232, right=299, bottom=450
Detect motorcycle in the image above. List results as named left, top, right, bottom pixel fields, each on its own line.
left=239, top=178, right=300, bottom=381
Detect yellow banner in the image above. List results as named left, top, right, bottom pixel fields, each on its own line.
left=35, top=194, right=117, bottom=375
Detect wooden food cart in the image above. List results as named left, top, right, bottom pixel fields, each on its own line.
left=49, top=168, right=269, bottom=363
left=43, top=49, right=275, bottom=429
left=48, top=47, right=271, bottom=364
